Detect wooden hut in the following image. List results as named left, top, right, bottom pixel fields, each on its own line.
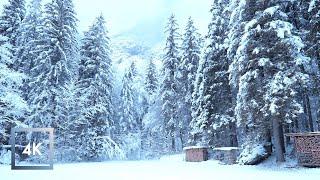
left=286, top=132, right=320, bottom=167
left=213, top=147, right=239, bottom=165
left=184, top=146, right=208, bottom=162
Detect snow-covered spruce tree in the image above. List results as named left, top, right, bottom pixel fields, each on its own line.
left=131, top=61, right=149, bottom=130
left=290, top=1, right=316, bottom=133
left=190, top=53, right=205, bottom=145
left=308, top=0, right=320, bottom=60
left=307, top=0, right=320, bottom=130
left=0, top=0, right=25, bottom=47
left=145, top=59, right=158, bottom=96
left=278, top=1, right=316, bottom=134
left=227, top=0, right=266, bottom=163
left=119, top=62, right=142, bottom=159
left=227, top=0, right=246, bottom=91
left=129, top=61, right=147, bottom=125
left=233, top=1, right=310, bottom=164
left=119, top=63, right=138, bottom=133
left=72, top=15, right=121, bottom=161
left=27, top=0, right=78, bottom=161
left=160, top=14, right=181, bottom=152
left=142, top=59, right=162, bottom=159
left=0, top=35, right=27, bottom=147
left=190, top=0, right=237, bottom=147
left=226, top=0, right=249, bottom=147
left=178, top=17, right=201, bottom=147
left=15, top=0, right=43, bottom=99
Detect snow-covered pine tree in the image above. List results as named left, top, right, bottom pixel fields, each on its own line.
left=0, top=35, right=27, bottom=147
left=178, top=17, right=201, bottom=147
left=119, top=62, right=142, bottom=159
left=227, top=0, right=246, bottom=91
left=190, top=0, right=237, bottom=147
left=160, top=14, right=181, bottom=152
left=141, top=59, right=161, bottom=159
left=227, top=0, right=267, bottom=164
left=308, top=0, right=320, bottom=57
left=232, top=0, right=310, bottom=164
left=226, top=1, right=250, bottom=147
left=190, top=53, right=205, bottom=145
left=27, top=0, right=78, bottom=160
left=0, top=0, right=25, bottom=47
left=15, top=0, right=43, bottom=100
left=73, top=15, right=119, bottom=161
left=145, top=59, right=158, bottom=96
left=307, top=0, right=320, bottom=131
left=119, top=63, right=138, bottom=133
left=15, top=0, right=42, bottom=73
left=130, top=61, right=148, bottom=130
left=287, top=1, right=316, bottom=133
left=0, top=0, right=27, bottom=152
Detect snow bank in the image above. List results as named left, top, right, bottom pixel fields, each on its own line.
left=238, top=144, right=269, bottom=165
left=0, top=149, right=11, bottom=165
left=1, top=157, right=320, bottom=180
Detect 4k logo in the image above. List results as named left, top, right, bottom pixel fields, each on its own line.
left=22, top=142, right=42, bottom=156
left=11, top=128, right=54, bottom=170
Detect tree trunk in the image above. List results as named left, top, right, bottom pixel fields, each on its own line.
left=294, top=118, right=299, bottom=133
left=305, top=94, right=314, bottom=132
left=180, top=130, right=184, bottom=149
left=229, top=122, right=238, bottom=147
left=272, top=118, right=285, bottom=162
left=279, top=123, right=285, bottom=153
left=265, top=128, right=272, bottom=155
left=302, top=92, right=310, bottom=131
left=284, top=124, right=291, bottom=145
left=171, top=136, right=175, bottom=152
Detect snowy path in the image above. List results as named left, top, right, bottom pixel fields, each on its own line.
left=1, top=155, right=320, bottom=180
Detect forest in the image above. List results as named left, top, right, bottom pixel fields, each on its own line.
left=0, top=0, right=319, bottom=166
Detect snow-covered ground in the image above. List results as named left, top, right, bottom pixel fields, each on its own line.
left=1, top=154, right=319, bottom=180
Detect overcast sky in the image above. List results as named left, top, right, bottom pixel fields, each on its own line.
left=0, top=0, right=212, bottom=44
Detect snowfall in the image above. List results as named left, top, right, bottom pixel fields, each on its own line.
left=0, top=154, right=319, bottom=180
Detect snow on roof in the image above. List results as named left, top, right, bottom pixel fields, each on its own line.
left=183, top=146, right=209, bottom=150
left=213, top=147, right=239, bottom=151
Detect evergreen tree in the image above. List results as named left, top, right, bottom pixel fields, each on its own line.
left=118, top=62, right=143, bottom=159
left=308, top=0, right=320, bottom=53
left=160, top=14, right=181, bottom=152
left=190, top=0, right=237, bottom=147
left=231, top=0, right=310, bottom=164
left=27, top=0, right=78, bottom=160
left=190, top=54, right=205, bottom=145
left=227, top=0, right=246, bottom=90
left=307, top=0, right=320, bottom=130
left=15, top=0, right=42, bottom=73
left=73, top=15, right=118, bottom=161
left=0, top=0, right=27, bottom=149
left=0, top=0, right=25, bottom=47
left=178, top=17, right=201, bottom=147
left=0, top=35, right=27, bottom=146
left=290, top=1, right=316, bottom=133
left=145, top=59, right=158, bottom=96
left=119, top=64, right=138, bottom=133
left=142, top=59, right=160, bottom=158
left=15, top=0, right=43, bottom=99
